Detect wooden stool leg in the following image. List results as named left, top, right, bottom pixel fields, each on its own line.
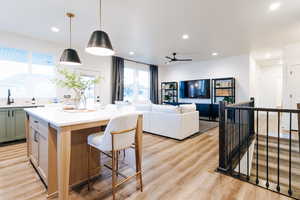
left=87, top=145, right=91, bottom=191
left=112, top=151, right=116, bottom=200
left=116, top=151, right=119, bottom=178
left=135, top=147, right=143, bottom=192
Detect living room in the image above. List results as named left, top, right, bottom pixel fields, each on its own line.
left=0, top=0, right=300, bottom=200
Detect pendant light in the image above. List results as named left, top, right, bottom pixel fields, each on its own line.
left=86, top=0, right=115, bottom=56
left=60, top=13, right=82, bottom=65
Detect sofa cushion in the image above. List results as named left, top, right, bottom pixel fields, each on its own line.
left=134, top=104, right=152, bottom=111
left=152, top=104, right=181, bottom=113
left=180, top=104, right=196, bottom=113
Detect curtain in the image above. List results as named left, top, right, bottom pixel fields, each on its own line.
left=150, top=65, right=159, bottom=104
left=111, top=56, right=124, bottom=103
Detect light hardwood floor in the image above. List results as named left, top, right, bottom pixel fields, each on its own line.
left=0, top=128, right=292, bottom=200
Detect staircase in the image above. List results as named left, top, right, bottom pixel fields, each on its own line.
left=251, top=134, right=300, bottom=198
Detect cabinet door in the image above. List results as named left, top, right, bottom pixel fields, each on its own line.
left=14, top=109, right=26, bottom=139
left=6, top=110, right=15, bottom=141
left=38, top=133, right=48, bottom=183
left=31, top=129, right=39, bottom=166
left=0, top=110, right=8, bottom=143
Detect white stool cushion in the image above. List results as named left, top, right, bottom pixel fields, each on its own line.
left=87, top=113, right=139, bottom=152
left=88, top=132, right=104, bottom=147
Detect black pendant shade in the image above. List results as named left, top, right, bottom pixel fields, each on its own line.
left=86, top=30, right=115, bottom=56
left=60, top=48, right=81, bottom=66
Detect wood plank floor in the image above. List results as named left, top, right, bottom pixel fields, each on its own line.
left=0, top=128, right=292, bottom=200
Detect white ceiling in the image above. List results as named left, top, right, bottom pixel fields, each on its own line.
left=1, top=0, right=300, bottom=65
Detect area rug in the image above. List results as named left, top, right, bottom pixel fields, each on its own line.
left=199, top=120, right=219, bottom=133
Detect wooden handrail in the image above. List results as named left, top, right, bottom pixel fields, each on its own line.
left=225, top=106, right=300, bottom=113
left=111, top=127, right=136, bottom=135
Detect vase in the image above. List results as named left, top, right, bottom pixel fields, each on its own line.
left=74, top=91, right=87, bottom=110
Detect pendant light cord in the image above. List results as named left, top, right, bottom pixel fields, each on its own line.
left=99, top=0, right=102, bottom=30
left=69, top=16, right=72, bottom=48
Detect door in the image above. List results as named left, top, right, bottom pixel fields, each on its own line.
left=0, top=109, right=8, bottom=143
left=287, top=65, right=300, bottom=130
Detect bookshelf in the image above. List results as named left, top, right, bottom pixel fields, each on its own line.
left=161, top=82, right=178, bottom=104
left=213, top=78, right=235, bottom=104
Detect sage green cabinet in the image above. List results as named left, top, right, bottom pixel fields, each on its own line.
left=0, top=108, right=26, bottom=143
left=0, top=110, right=8, bottom=143
left=14, top=109, right=26, bottom=139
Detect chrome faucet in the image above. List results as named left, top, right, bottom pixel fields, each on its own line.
left=7, top=89, right=13, bottom=105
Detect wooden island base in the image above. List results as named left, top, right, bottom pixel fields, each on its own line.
left=47, top=127, right=102, bottom=198
left=25, top=109, right=143, bottom=200
left=27, top=120, right=102, bottom=198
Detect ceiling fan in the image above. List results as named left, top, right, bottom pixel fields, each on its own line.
left=165, top=52, right=192, bottom=64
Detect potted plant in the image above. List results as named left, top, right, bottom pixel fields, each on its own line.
left=54, top=68, right=100, bottom=109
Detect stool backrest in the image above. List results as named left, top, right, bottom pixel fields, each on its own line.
left=103, top=113, right=139, bottom=151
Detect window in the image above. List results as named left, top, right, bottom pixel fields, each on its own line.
left=81, top=75, right=96, bottom=105
left=124, top=61, right=150, bottom=102
left=0, top=47, right=56, bottom=98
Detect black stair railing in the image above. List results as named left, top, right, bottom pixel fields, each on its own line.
left=218, top=98, right=300, bottom=199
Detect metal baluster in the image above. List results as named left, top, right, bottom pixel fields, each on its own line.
left=238, top=109, right=241, bottom=177
left=247, top=110, right=249, bottom=180
left=228, top=110, right=234, bottom=170
left=256, top=111, right=259, bottom=184
left=266, top=111, right=269, bottom=188
left=288, top=112, right=293, bottom=196
left=277, top=112, right=280, bottom=192
left=226, top=109, right=230, bottom=172
left=231, top=109, right=234, bottom=173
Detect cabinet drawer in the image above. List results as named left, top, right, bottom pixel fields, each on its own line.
left=29, top=116, right=48, bottom=139
left=29, top=116, right=39, bottom=130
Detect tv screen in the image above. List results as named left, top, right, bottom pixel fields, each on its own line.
left=179, top=79, right=211, bottom=99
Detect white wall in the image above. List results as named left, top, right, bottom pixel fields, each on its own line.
left=0, top=31, right=112, bottom=105
left=255, top=64, right=282, bottom=108
left=159, top=55, right=251, bottom=103
left=282, top=43, right=300, bottom=130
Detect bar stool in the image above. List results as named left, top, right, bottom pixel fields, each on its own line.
left=87, top=113, right=143, bottom=200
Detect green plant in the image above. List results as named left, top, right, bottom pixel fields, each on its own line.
left=223, top=96, right=234, bottom=104
left=164, top=95, right=171, bottom=101
left=54, top=68, right=100, bottom=107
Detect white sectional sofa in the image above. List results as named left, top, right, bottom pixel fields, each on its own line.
left=134, top=103, right=199, bottom=140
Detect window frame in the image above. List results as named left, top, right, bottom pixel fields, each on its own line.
left=123, top=61, right=150, bottom=102
left=0, top=46, right=56, bottom=98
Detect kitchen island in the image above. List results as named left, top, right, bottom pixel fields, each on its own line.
left=24, top=107, right=143, bottom=200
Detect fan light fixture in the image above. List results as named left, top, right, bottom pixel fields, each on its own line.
left=86, top=0, right=114, bottom=56
left=60, top=13, right=81, bottom=65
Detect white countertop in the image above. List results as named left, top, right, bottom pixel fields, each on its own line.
left=24, top=107, right=141, bottom=127
left=0, top=104, right=44, bottom=109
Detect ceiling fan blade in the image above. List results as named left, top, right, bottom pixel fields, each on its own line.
left=165, top=56, right=172, bottom=60
left=178, top=59, right=193, bottom=61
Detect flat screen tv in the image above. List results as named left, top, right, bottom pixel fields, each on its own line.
left=179, top=79, right=211, bottom=99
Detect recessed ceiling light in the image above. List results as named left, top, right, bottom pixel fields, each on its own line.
left=51, top=26, right=60, bottom=32
left=129, top=51, right=135, bottom=55
left=212, top=52, right=219, bottom=56
left=269, top=2, right=281, bottom=11
left=265, top=53, right=271, bottom=59
left=182, top=34, right=189, bottom=40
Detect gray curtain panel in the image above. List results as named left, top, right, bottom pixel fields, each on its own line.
left=111, top=56, right=124, bottom=103
left=150, top=65, right=159, bottom=104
